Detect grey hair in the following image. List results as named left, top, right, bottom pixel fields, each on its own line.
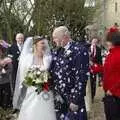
left=16, top=33, right=24, bottom=38
left=53, top=26, right=71, bottom=37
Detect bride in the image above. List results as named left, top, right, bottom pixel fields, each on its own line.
left=14, top=36, right=56, bottom=120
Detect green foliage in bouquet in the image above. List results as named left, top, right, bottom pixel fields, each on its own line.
left=23, top=65, right=51, bottom=93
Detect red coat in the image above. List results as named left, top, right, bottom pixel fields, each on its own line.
left=91, top=46, right=120, bottom=97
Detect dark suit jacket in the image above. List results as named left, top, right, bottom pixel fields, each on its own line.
left=95, top=46, right=102, bottom=65
left=50, top=41, right=89, bottom=105
left=90, top=45, right=102, bottom=65
left=8, top=43, right=21, bottom=89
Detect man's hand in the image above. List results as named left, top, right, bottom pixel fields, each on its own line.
left=55, top=94, right=64, bottom=103
left=69, top=103, right=78, bottom=112
left=106, top=90, right=112, bottom=96
left=4, top=57, right=12, bottom=64
left=0, top=57, right=12, bottom=66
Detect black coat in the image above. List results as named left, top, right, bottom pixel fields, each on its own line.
left=8, top=43, right=21, bottom=89
left=95, top=46, right=102, bottom=65
left=90, top=45, right=102, bottom=65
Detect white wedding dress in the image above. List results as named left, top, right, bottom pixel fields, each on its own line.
left=14, top=37, right=56, bottom=120
left=18, top=86, right=56, bottom=120
left=18, top=57, right=56, bottom=120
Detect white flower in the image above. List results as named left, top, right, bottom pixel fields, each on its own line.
left=60, top=69, right=63, bottom=73
left=33, top=79, right=36, bottom=82
left=74, top=47, right=77, bottom=50
left=62, top=83, right=66, bottom=87
left=79, top=82, right=82, bottom=85
left=72, top=68, right=76, bottom=71
left=54, top=57, right=57, bottom=60
left=71, top=89, right=75, bottom=93
left=59, top=80, right=62, bottom=83
left=56, top=62, right=59, bottom=65
left=86, top=72, right=90, bottom=76
left=35, top=78, right=41, bottom=84
left=68, top=78, right=70, bottom=82
left=66, top=65, right=69, bottom=68
left=58, top=75, right=62, bottom=79
left=65, top=50, right=72, bottom=56
left=44, top=76, right=48, bottom=83
left=36, top=71, right=41, bottom=75
left=24, top=65, right=50, bottom=93
left=69, top=57, right=72, bottom=61
left=60, top=61, right=64, bottom=64
left=84, top=52, right=87, bottom=56
left=73, top=96, right=75, bottom=98
left=81, top=108, right=84, bottom=112
left=30, top=66, right=34, bottom=69
left=28, top=73, right=33, bottom=78
left=79, top=86, right=81, bottom=89
left=60, top=114, right=64, bottom=119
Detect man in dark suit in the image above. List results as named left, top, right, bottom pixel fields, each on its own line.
left=90, top=38, right=102, bottom=102
left=8, top=33, right=24, bottom=92
left=50, top=26, right=89, bottom=120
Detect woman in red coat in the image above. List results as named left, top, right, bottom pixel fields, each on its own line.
left=91, top=31, right=120, bottom=120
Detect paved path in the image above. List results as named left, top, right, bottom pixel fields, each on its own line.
left=89, top=87, right=106, bottom=120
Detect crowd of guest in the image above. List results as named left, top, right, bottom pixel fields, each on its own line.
left=0, top=24, right=120, bottom=120
left=0, top=33, right=24, bottom=111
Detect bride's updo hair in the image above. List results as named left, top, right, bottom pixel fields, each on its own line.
left=33, top=35, right=47, bottom=55
left=33, top=36, right=45, bottom=44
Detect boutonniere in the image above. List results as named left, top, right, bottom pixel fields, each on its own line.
left=64, top=50, right=72, bottom=57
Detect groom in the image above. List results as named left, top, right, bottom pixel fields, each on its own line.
left=50, top=26, right=89, bottom=120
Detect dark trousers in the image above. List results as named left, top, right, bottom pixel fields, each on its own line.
left=0, top=83, right=12, bottom=108
left=103, top=95, right=120, bottom=120
left=12, top=70, right=17, bottom=91
left=90, top=74, right=96, bottom=101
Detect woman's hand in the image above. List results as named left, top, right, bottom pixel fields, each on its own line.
left=3, top=57, right=12, bottom=64
left=0, top=57, right=12, bottom=66
left=106, top=90, right=112, bottom=96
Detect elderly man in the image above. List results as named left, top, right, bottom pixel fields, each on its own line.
left=50, top=26, right=89, bottom=120
left=8, top=33, right=24, bottom=92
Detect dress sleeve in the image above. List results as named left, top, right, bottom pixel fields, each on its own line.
left=108, top=54, right=120, bottom=96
